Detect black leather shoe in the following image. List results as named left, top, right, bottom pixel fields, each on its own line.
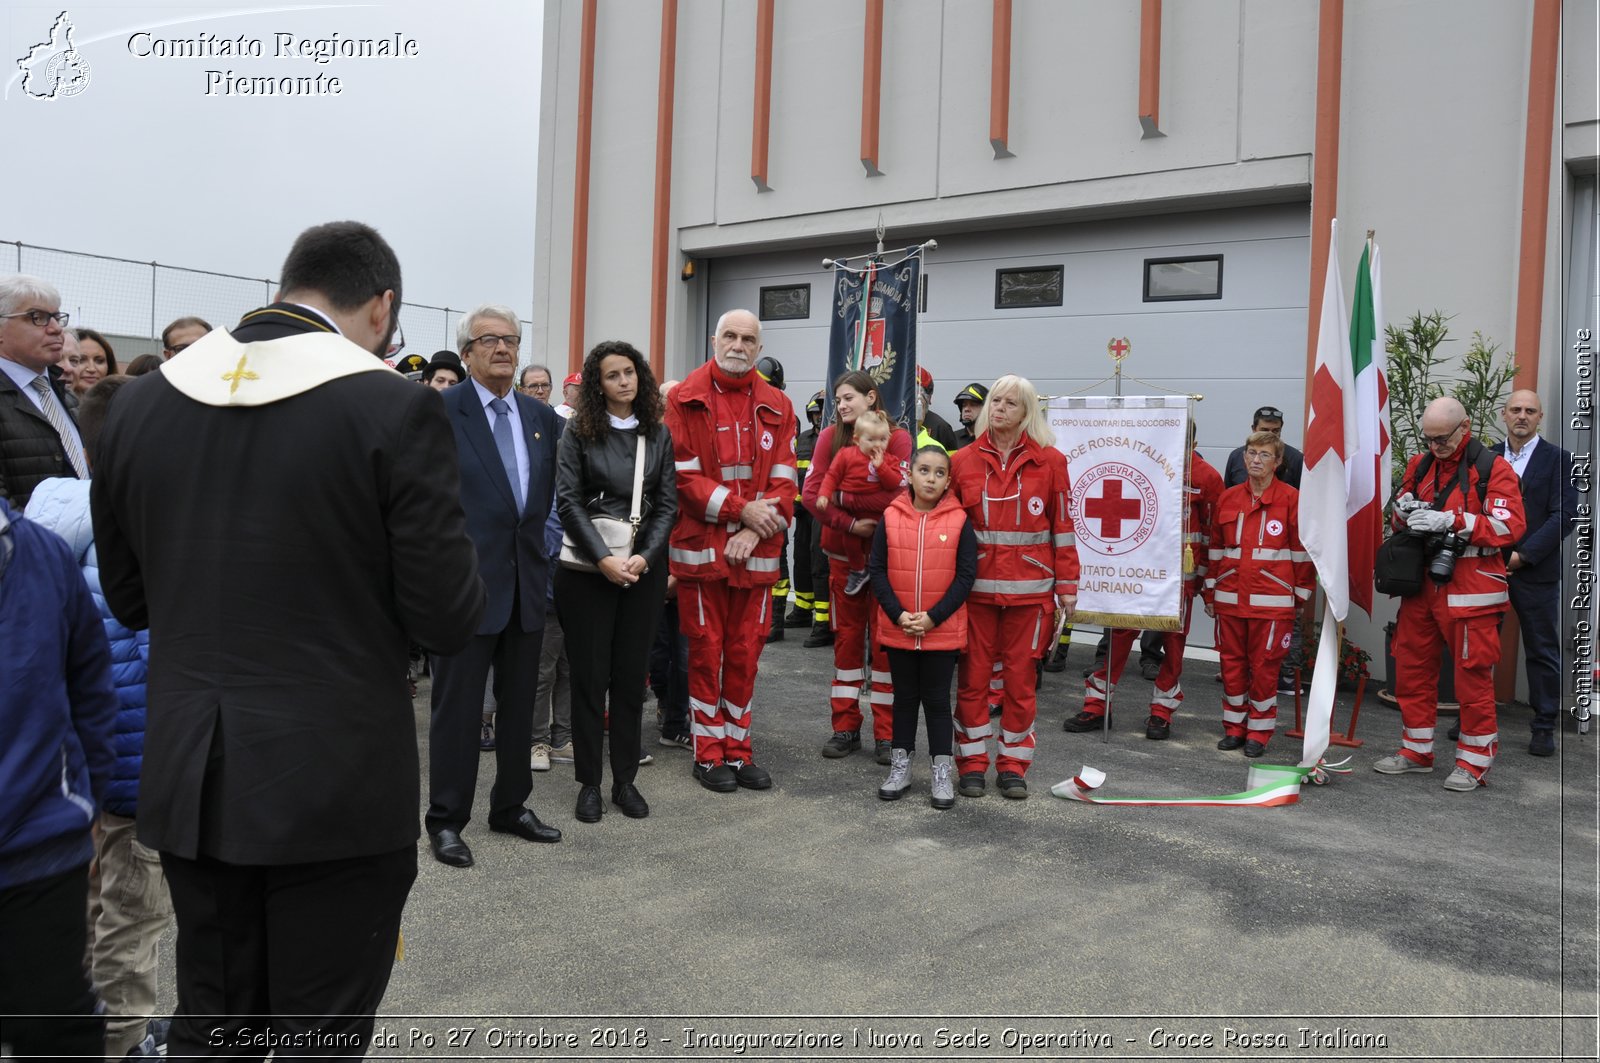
left=611, top=783, right=649, bottom=818
left=694, top=761, right=738, bottom=792
left=1144, top=715, right=1171, bottom=741
left=783, top=607, right=810, bottom=628
left=802, top=623, right=834, bottom=648
left=488, top=808, right=562, bottom=843
left=996, top=771, right=1029, bottom=799
left=1529, top=732, right=1555, bottom=757
left=428, top=829, right=474, bottom=868
left=1217, top=735, right=1246, bottom=751
left=1242, top=740, right=1267, bottom=758
left=731, top=761, right=772, bottom=790
left=575, top=786, right=603, bottom=823
left=765, top=623, right=785, bottom=643
left=1041, top=643, right=1068, bottom=673
left=1063, top=710, right=1107, bottom=733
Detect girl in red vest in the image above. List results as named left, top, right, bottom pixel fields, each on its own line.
left=867, top=445, right=978, bottom=809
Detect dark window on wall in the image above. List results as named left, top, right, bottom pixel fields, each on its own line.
left=1144, top=255, right=1223, bottom=301
left=995, top=266, right=1063, bottom=309
left=759, top=284, right=810, bottom=321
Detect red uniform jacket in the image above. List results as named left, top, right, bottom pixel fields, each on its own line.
left=664, top=361, right=797, bottom=587
left=1185, top=451, right=1225, bottom=596
left=950, top=432, right=1079, bottom=605
left=802, top=424, right=913, bottom=560
left=1392, top=434, right=1525, bottom=617
left=1205, top=477, right=1313, bottom=619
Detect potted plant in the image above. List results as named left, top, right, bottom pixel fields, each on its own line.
left=1377, top=311, right=1519, bottom=705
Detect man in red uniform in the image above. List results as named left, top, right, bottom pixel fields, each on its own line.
left=1065, top=426, right=1223, bottom=739
left=949, top=375, right=1079, bottom=799
left=664, top=309, right=797, bottom=793
left=1374, top=397, right=1524, bottom=791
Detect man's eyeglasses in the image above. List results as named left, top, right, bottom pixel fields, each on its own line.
left=385, top=321, right=406, bottom=360
left=165, top=342, right=195, bottom=356
left=1423, top=424, right=1464, bottom=447
left=521, top=381, right=552, bottom=393
left=471, top=335, right=521, bottom=351
left=3, top=309, right=70, bottom=329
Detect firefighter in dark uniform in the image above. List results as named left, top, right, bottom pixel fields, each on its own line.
left=756, top=357, right=791, bottom=643
left=787, top=390, right=827, bottom=641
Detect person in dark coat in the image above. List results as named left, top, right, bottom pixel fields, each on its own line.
left=1492, top=390, right=1578, bottom=756
left=0, top=497, right=117, bottom=1059
left=554, top=340, right=677, bottom=823
left=91, top=221, right=484, bottom=1057
left=425, top=303, right=564, bottom=869
left=0, top=274, right=85, bottom=508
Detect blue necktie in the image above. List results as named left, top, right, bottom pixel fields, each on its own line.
left=489, top=397, right=524, bottom=513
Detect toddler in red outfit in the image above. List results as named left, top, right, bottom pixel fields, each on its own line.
left=814, top=410, right=899, bottom=594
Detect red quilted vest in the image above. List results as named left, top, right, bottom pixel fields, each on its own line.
left=879, top=490, right=969, bottom=651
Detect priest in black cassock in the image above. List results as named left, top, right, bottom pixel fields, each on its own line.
left=91, top=221, right=484, bottom=1059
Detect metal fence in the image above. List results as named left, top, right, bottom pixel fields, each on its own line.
left=4, top=241, right=534, bottom=363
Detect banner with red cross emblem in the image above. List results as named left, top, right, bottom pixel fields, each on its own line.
left=1048, top=395, right=1189, bottom=630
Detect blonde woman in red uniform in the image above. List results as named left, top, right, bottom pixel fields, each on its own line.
left=948, top=375, right=1079, bottom=799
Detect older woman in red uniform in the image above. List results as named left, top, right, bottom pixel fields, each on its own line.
left=949, top=375, right=1079, bottom=799
left=801, top=370, right=915, bottom=764
left=1202, top=431, right=1314, bottom=757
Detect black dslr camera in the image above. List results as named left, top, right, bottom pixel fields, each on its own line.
left=1422, top=531, right=1469, bottom=584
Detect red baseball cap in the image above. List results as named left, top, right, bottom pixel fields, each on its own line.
left=916, top=365, right=933, bottom=390
left=563, top=372, right=582, bottom=388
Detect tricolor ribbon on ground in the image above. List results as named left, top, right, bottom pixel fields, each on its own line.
left=1050, top=757, right=1355, bottom=806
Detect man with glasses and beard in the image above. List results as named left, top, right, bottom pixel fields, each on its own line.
left=91, top=221, right=484, bottom=1057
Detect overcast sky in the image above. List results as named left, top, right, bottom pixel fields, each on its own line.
left=2, top=1, right=542, bottom=353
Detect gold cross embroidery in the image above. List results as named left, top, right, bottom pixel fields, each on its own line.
left=222, top=354, right=260, bottom=397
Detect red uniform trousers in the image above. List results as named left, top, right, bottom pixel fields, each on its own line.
left=1082, top=597, right=1196, bottom=722
left=1214, top=613, right=1293, bottom=745
left=1392, top=582, right=1501, bottom=780
left=954, top=600, right=1052, bottom=777
left=679, top=581, right=772, bottom=767
left=827, top=558, right=893, bottom=740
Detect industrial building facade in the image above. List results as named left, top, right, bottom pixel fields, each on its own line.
left=532, top=0, right=1597, bottom=679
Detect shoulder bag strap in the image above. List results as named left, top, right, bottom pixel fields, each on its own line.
left=629, top=434, right=647, bottom=528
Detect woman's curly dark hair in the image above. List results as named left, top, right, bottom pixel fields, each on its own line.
left=571, top=339, right=663, bottom=441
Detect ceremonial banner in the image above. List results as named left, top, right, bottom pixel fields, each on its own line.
left=1048, top=395, right=1189, bottom=631
left=825, top=251, right=920, bottom=431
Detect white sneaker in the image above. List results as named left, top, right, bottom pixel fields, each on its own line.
left=1442, top=767, right=1483, bottom=792
left=530, top=743, right=551, bottom=772
left=549, top=741, right=576, bottom=764
left=639, top=752, right=655, bottom=766
left=1372, top=753, right=1433, bottom=774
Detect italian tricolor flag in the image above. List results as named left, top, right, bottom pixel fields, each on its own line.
left=1298, top=219, right=1390, bottom=768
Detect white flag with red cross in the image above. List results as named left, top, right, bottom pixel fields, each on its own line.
left=1049, top=395, right=1189, bottom=631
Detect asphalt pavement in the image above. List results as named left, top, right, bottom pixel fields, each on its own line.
left=152, top=630, right=1598, bottom=1061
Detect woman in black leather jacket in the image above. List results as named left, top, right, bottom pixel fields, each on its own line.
left=554, top=340, right=678, bottom=823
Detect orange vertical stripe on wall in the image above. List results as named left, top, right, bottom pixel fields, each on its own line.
left=1139, top=0, right=1163, bottom=138
left=752, top=0, right=775, bottom=191
left=989, top=0, right=1012, bottom=158
left=1512, top=0, right=1559, bottom=390
left=567, top=0, right=598, bottom=374
left=649, top=0, right=679, bottom=379
left=861, top=0, right=883, bottom=175
left=1303, top=0, right=1343, bottom=403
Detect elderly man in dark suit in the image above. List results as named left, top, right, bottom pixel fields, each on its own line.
left=0, top=275, right=85, bottom=507
left=1493, top=390, right=1578, bottom=756
left=426, top=305, right=563, bottom=868
left=91, top=221, right=485, bottom=1057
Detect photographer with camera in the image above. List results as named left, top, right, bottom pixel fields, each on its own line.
left=1373, top=397, right=1525, bottom=792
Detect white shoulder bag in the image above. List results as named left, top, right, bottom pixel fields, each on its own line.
left=559, top=434, right=645, bottom=572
